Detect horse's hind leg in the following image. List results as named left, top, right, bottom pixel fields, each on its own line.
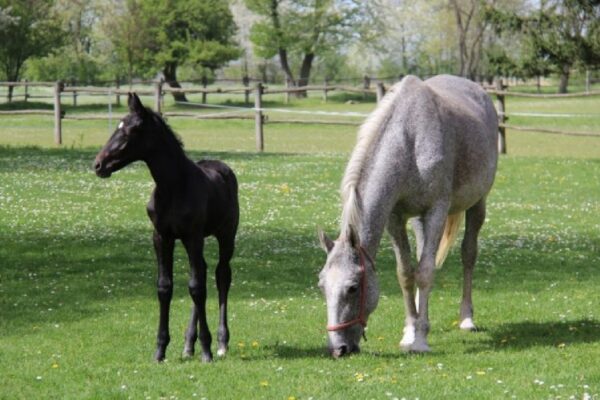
left=182, top=237, right=213, bottom=363
left=153, top=231, right=175, bottom=362
left=459, top=198, right=486, bottom=331
left=387, top=213, right=418, bottom=350
left=182, top=306, right=198, bottom=358
left=215, top=232, right=234, bottom=357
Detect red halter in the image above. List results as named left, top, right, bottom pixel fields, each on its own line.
left=326, top=247, right=373, bottom=332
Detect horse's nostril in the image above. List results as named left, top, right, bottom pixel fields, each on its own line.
left=94, top=161, right=101, bottom=171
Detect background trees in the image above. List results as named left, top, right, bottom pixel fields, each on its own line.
left=1, top=0, right=598, bottom=93
left=0, top=0, right=63, bottom=100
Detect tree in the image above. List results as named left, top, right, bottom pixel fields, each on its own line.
left=0, top=0, right=64, bottom=100
left=137, top=0, right=240, bottom=101
left=487, top=0, right=600, bottom=93
left=246, top=0, right=364, bottom=91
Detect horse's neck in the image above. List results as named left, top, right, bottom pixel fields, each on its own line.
left=144, top=144, right=191, bottom=193
left=357, top=176, right=397, bottom=258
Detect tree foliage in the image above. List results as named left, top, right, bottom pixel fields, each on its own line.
left=246, top=0, right=366, bottom=88
left=0, top=0, right=63, bottom=95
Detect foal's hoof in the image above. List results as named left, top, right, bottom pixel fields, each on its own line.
left=181, top=348, right=194, bottom=359
left=459, top=318, right=477, bottom=331
left=217, top=346, right=228, bottom=357
left=154, top=350, right=166, bottom=362
left=201, top=352, right=213, bottom=363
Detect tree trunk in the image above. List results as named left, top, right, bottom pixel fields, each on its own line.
left=163, top=62, right=187, bottom=102
left=7, top=85, right=14, bottom=103
left=296, top=52, right=315, bottom=98
left=558, top=65, right=570, bottom=94
left=278, top=48, right=296, bottom=86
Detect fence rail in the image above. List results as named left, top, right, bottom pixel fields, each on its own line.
left=1, top=79, right=599, bottom=151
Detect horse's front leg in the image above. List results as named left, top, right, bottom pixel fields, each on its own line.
left=153, top=230, right=175, bottom=362
left=411, top=205, right=448, bottom=353
left=387, top=213, right=418, bottom=350
left=182, top=236, right=212, bottom=363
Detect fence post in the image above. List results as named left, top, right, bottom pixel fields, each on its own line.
left=495, top=79, right=507, bottom=154
left=24, top=79, right=28, bottom=102
left=71, top=80, right=77, bottom=107
left=363, top=75, right=370, bottom=99
left=154, top=80, right=163, bottom=114
left=284, top=79, right=291, bottom=104
left=586, top=69, right=590, bottom=93
left=54, top=81, right=63, bottom=145
left=115, top=78, right=121, bottom=107
left=255, top=83, right=264, bottom=152
left=243, top=75, right=250, bottom=106
left=323, top=78, right=329, bottom=103
left=376, top=82, right=386, bottom=103
left=202, top=76, right=208, bottom=104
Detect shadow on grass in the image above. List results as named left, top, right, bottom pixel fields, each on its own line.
left=468, top=319, right=600, bottom=352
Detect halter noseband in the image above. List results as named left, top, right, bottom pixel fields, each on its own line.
left=326, top=247, right=374, bottom=333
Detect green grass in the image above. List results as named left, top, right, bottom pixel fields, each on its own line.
left=0, top=92, right=599, bottom=399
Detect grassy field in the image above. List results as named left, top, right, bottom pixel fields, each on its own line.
left=0, top=90, right=599, bottom=399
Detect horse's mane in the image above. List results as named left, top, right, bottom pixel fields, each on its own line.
left=148, top=108, right=185, bottom=150
left=340, top=79, right=407, bottom=236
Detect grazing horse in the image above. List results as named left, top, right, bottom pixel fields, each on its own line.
left=318, top=75, right=498, bottom=357
left=93, top=93, right=239, bottom=362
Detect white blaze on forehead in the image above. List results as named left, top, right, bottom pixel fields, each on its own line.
left=118, top=121, right=124, bottom=129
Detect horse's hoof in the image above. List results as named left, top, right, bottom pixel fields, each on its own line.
left=154, top=351, right=166, bottom=362
left=217, top=346, right=227, bottom=357
left=182, top=348, right=194, bottom=359
left=400, top=341, right=431, bottom=353
left=201, top=353, right=213, bottom=363
left=459, top=318, right=477, bottom=331
left=400, top=326, right=416, bottom=348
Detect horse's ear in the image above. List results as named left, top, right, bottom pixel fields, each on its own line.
left=318, top=229, right=334, bottom=253
left=128, top=92, right=145, bottom=115
left=345, top=224, right=360, bottom=250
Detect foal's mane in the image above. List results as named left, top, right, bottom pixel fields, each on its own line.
left=340, top=79, right=407, bottom=236
left=147, top=108, right=185, bottom=150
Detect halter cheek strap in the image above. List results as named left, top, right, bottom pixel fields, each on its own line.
left=326, top=247, right=374, bottom=333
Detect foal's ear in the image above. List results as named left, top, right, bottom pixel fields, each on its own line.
left=318, top=229, right=334, bottom=253
left=128, top=92, right=146, bottom=115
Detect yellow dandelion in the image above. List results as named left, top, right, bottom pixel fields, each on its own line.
left=51, top=363, right=59, bottom=369
left=237, top=341, right=245, bottom=348
left=558, top=343, right=566, bottom=348
left=451, top=320, right=459, bottom=327
left=252, top=341, right=259, bottom=348
left=288, top=397, right=296, bottom=400
left=476, top=371, right=486, bottom=376
left=260, top=380, right=269, bottom=387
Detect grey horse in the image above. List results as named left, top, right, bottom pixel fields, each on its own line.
left=318, top=75, right=498, bottom=357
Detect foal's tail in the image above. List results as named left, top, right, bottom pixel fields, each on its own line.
left=435, top=212, right=464, bottom=268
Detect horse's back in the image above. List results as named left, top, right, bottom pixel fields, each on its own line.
left=424, top=75, right=498, bottom=211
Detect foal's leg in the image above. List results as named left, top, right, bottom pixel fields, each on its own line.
left=411, top=204, right=448, bottom=352
left=153, top=231, right=175, bottom=362
left=215, top=233, right=234, bottom=357
left=182, top=306, right=198, bottom=358
left=387, top=213, right=418, bottom=350
left=459, top=198, right=486, bottom=331
left=182, top=236, right=213, bottom=363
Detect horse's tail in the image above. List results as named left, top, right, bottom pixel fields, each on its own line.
left=435, top=212, right=464, bottom=268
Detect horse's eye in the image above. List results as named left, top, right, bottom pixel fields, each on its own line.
left=348, top=284, right=359, bottom=294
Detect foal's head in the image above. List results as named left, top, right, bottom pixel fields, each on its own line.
left=318, top=225, right=379, bottom=358
left=94, top=93, right=166, bottom=178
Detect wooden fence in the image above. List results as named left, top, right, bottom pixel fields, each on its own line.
left=1, top=80, right=599, bottom=152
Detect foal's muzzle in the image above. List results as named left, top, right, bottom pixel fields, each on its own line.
left=93, top=157, right=112, bottom=178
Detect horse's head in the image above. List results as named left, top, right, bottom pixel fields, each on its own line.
left=93, top=93, right=156, bottom=178
left=318, top=225, right=379, bottom=358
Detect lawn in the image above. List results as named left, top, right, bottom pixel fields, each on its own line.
left=0, top=90, right=599, bottom=399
